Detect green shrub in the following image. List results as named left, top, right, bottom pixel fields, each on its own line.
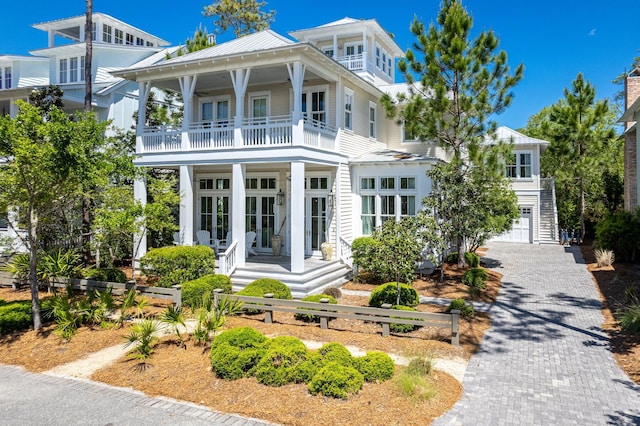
left=447, top=298, right=474, bottom=317
left=254, top=336, right=309, bottom=387
left=464, top=252, right=480, bottom=267
left=395, top=357, right=436, bottom=401
left=368, top=282, right=419, bottom=308
left=618, top=302, right=640, bottom=333
left=210, top=327, right=269, bottom=379
left=182, top=274, right=232, bottom=307
left=84, top=268, right=127, bottom=283
left=445, top=252, right=458, bottom=264
left=237, top=278, right=292, bottom=299
left=0, top=301, right=33, bottom=334
left=462, top=268, right=488, bottom=288
left=308, top=361, right=364, bottom=399
left=140, top=245, right=216, bottom=288
left=317, top=342, right=354, bottom=367
left=294, top=294, right=337, bottom=322
left=355, top=351, right=394, bottom=382
left=351, top=236, right=383, bottom=281
left=388, top=305, right=421, bottom=333
left=595, top=210, right=640, bottom=262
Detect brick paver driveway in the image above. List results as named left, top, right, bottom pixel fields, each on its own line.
left=435, top=243, right=640, bottom=426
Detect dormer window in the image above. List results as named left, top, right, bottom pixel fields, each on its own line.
left=0, top=67, right=12, bottom=89
left=115, top=29, right=123, bottom=44
left=126, top=33, right=134, bottom=45
left=345, top=43, right=363, bottom=56
left=136, top=37, right=144, bottom=46
left=103, top=24, right=112, bottom=43
left=59, top=56, right=85, bottom=84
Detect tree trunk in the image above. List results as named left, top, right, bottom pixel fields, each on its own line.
left=456, top=238, right=466, bottom=268
left=580, top=177, right=585, bottom=242
left=82, top=1, right=93, bottom=263
left=28, top=206, right=42, bottom=330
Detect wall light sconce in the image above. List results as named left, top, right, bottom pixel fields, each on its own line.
left=328, top=190, right=335, bottom=208
left=277, top=189, right=285, bottom=206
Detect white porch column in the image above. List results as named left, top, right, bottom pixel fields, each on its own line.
left=232, top=163, right=247, bottom=267
left=290, top=161, right=305, bottom=273
left=362, top=29, right=368, bottom=70
left=179, top=165, right=194, bottom=246
left=133, top=176, right=147, bottom=271
left=334, top=164, right=343, bottom=260
left=9, top=99, right=19, bottom=118
left=332, top=34, right=338, bottom=60
left=179, top=75, right=198, bottom=150
left=287, top=62, right=306, bottom=146
left=48, top=30, right=55, bottom=48
left=230, top=68, right=251, bottom=149
left=136, top=81, right=151, bottom=153
left=79, top=25, right=85, bottom=43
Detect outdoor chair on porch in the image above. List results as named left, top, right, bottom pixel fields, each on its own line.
left=196, top=230, right=212, bottom=248
left=172, top=232, right=181, bottom=245
left=246, top=231, right=257, bottom=257
left=214, top=231, right=232, bottom=253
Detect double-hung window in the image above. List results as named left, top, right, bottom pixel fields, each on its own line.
left=344, top=88, right=354, bottom=131
left=380, top=177, right=395, bottom=225
left=369, top=102, right=376, bottom=139
left=506, top=152, right=532, bottom=179
left=69, top=57, right=78, bottom=82
left=126, top=33, right=134, bottom=45
left=361, top=178, right=376, bottom=235
left=115, top=29, right=123, bottom=44
left=360, top=176, right=418, bottom=235
left=59, top=59, right=68, bottom=84
left=102, top=24, right=112, bottom=43
left=0, top=66, right=11, bottom=89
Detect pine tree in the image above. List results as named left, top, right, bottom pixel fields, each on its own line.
left=203, top=0, right=275, bottom=38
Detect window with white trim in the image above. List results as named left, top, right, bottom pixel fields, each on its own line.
left=115, top=29, right=123, bottom=44
left=302, top=89, right=326, bottom=124
left=126, top=33, right=134, bottom=45
left=0, top=66, right=11, bottom=89
left=506, top=152, right=532, bottom=179
left=360, top=175, right=418, bottom=234
left=136, top=37, right=144, bottom=46
left=59, top=59, right=68, bottom=84
left=362, top=195, right=375, bottom=235
left=369, top=102, right=376, bottom=139
left=59, top=56, right=85, bottom=84
left=345, top=43, right=363, bottom=56
left=69, top=57, right=78, bottom=82
left=387, top=57, right=392, bottom=77
left=102, top=24, right=112, bottom=43
left=91, top=23, right=96, bottom=41
left=375, top=45, right=381, bottom=67
left=344, top=88, right=354, bottom=131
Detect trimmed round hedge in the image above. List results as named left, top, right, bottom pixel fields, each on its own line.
left=447, top=298, right=474, bottom=317
left=210, top=327, right=269, bottom=380
left=308, top=361, right=364, bottom=399
left=182, top=274, right=232, bottom=307
left=0, top=300, right=33, bottom=335
left=355, top=351, right=395, bottom=382
left=368, top=282, right=419, bottom=308
left=254, top=336, right=309, bottom=386
left=140, top=245, right=216, bottom=288
left=237, top=278, right=292, bottom=299
left=294, top=294, right=338, bottom=322
left=462, top=267, right=488, bottom=288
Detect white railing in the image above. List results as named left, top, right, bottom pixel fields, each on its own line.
left=141, top=125, right=181, bottom=152
left=241, top=115, right=292, bottom=147
left=218, top=239, right=238, bottom=276
left=337, top=54, right=364, bottom=71
left=339, top=237, right=353, bottom=268
left=303, top=118, right=337, bottom=150
left=188, top=121, right=233, bottom=150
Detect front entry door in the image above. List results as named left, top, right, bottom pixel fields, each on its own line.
left=246, top=195, right=276, bottom=252
left=305, top=196, right=327, bottom=256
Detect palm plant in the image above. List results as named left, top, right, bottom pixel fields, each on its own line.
left=118, top=287, right=138, bottom=326
left=39, top=249, right=82, bottom=287
left=123, top=319, right=160, bottom=360
left=158, top=305, right=186, bottom=346
left=192, top=291, right=243, bottom=346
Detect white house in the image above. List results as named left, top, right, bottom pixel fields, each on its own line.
left=112, top=17, right=556, bottom=296
left=0, top=13, right=172, bottom=249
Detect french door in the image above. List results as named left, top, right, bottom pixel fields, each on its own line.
left=246, top=195, right=276, bottom=252
left=199, top=194, right=230, bottom=242
left=305, top=196, right=327, bottom=256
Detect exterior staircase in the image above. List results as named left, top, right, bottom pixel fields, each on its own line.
left=539, top=187, right=558, bottom=244
left=229, top=258, right=352, bottom=299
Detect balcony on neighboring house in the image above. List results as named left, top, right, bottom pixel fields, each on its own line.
left=336, top=53, right=374, bottom=75
left=139, top=115, right=337, bottom=154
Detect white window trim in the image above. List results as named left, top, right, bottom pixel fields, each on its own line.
left=58, top=55, right=85, bottom=85
left=368, top=101, right=377, bottom=139
left=508, top=150, right=533, bottom=180
left=290, top=84, right=330, bottom=124
left=199, top=95, right=231, bottom=123
left=0, top=66, right=12, bottom=90
left=344, top=42, right=363, bottom=56
left=344, top=87, right=354, bottom=132
left=248, top=90, right=271, bottom=119
left=358, top=174, right=419, bottom=235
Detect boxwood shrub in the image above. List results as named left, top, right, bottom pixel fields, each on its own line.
left=355, top=351, right=395, bottom=382
left=368, top=282, right=419, bottom=308
left=462, top=267, right=488, bottom=288
left=447, top=298, right=474, bottom=317
left=140, top=245, right=216, bottom=288
left=210, top=327, right=269, bottom=380
left=389, top=305, right=421, bottom=333
left=182, top=274, right=232, bottom=308
left=308, top=361, right=364, bottom=399
left=237, top=278, right=292, bottom=299
left=294, top=294, right=338, bottom=322
left=464, top=252, right=480, bottom=267
left=0, top=300, right=33, bottom=334
left=254, top=336, right=309, bottom=387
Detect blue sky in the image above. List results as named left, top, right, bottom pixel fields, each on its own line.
left=1, top=0, right=638, bottom=130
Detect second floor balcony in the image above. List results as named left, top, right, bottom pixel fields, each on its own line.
left=140, top=115, right=337, bottom=154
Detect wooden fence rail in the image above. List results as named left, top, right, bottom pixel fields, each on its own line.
left=214, top=290, right=460, bottom=346
left=51, top=278, right=182, bottom=308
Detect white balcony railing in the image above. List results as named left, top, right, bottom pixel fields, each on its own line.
left=140, top=115, right=337, bottom=154
left=336, top=54, right=374, bottom=74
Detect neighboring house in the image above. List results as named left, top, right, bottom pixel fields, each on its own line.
left=113, top=17, right=557, bottom=296
left=0, top=13, right=172, bottom=251
left=619, top=67, right=640, bottom=211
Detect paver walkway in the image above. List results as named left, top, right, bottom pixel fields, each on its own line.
left=0, top=364, right=273, bottom=425
left=434, top=242, right=640, bottom=425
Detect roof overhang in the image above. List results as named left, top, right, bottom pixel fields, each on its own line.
left=619, top=96, right=640, bottom=123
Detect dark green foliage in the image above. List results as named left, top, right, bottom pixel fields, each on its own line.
left=464, top=252, right=480, bottom=267
left=368, top=282, right=419, bottom=308
left=446, top=253, right=458, bottom=264
left=237, top=278, right=292, bottom=299
left=0, top=301, right=33, bottom=334
left=351, top=236, right=383, bottom=281
left=462, top=268, right=488, bottom=289
left=84, top=268, right=127, bottom=283
left=389, top=305, right=421, bottom=333
left=182, top=274, right=232, bottom=307
left=255, top=336, right=309, bottom=386
left=447, top=298, right=474, bottom=317
left=308, top=361, right=364, bottom=399
left=140, top=245, right=216, bottom=288
left=595, top=210, right=640, bottom=262
left=209, top=327, right=269, bottom=380
left=294, top=294, right=338, bottom=322
left=355, top=351, right=395, bottom=382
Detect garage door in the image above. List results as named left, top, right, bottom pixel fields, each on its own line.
left=493, top=207, right=532, bottom=243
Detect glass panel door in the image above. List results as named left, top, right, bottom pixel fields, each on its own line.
left=201, top=102, right=213, bottom=121
left=200, top=196, right=213, bottom=234
left=260, top=196, right=276, bottom=250
left=305, top=196, right=327, bottom=255
left=215, top=195, right=230, bottom=241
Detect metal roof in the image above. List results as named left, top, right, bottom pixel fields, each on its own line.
left=350, top=149, right=438, bottom=164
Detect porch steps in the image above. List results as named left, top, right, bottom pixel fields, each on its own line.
left=230, top=259, right=352, bottom=299
left=539, top=189, right=558, bottom=245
